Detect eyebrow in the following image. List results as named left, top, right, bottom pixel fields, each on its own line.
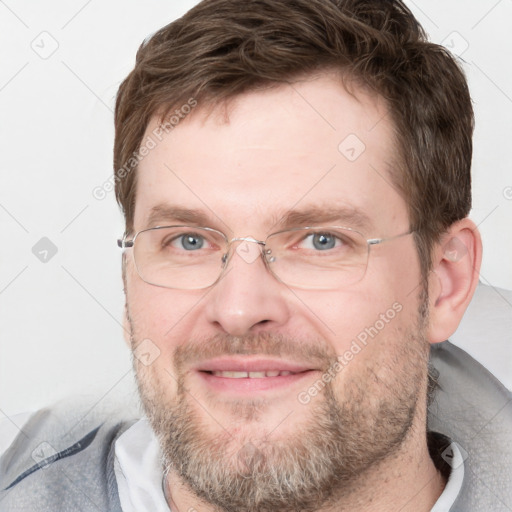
left=144, top=203, right=374, bottom=234
left=273, top=205, right=373, bottom=233
left=145, top=204, right=214, bottom=229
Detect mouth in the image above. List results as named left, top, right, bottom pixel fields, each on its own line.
left=208, top=370, right=298, bottom=378
left=194, top=357, right=320, bottom=394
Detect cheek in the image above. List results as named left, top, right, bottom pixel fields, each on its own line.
left=292, top=255, right=422, bottom=363
left=125, top=262, right=200, bottom=353
left=293, top=286, right=413, bottom=351
left=323, top=303, right=423, bottom=409
left=135, top=352, right=181, bottom=408
left=127, top=276, right=189, bottom=400
left=361, top=240, right=423, bottom=318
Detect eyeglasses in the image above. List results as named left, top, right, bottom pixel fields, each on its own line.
left=117, top=225, right=413, bottom=290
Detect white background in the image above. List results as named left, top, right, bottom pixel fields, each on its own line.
left=0, top=0, right=511, bottom=417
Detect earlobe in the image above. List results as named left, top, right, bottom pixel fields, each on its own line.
left=427, top=218, right=483, bottom=344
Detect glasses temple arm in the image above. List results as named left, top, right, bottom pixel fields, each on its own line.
left=367, top=229, right=415, bottom=246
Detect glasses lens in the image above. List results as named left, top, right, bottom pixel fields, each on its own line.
left=266, top=227, right=369, bottom=289
left=133, top=226, right=227, bottom=289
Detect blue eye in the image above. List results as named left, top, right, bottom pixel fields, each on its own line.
left=175, top=233, right=205, bottom=250
left=311, top=233, right=336, bottom=250
left=299, top=232, right=341, bottom=251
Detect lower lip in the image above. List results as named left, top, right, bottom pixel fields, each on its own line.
left=197, top=370, right=317, bottom=394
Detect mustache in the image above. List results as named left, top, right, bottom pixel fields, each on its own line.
left=173, top=331, right=338, bottom=372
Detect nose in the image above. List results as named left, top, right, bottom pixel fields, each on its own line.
left=204, top=239, right=291, bottom=336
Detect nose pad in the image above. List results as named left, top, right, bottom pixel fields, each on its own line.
left=218, top=238, right=271, bottom=282
left=265, top=249, right=276, bottom=264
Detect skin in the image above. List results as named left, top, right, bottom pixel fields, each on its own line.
left=123, top=73, right=482, bottom=512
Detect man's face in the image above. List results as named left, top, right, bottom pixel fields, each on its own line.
left=124, top=74, right=431, bottom=511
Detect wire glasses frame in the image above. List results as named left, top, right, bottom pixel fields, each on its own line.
left=117, top=225, right=413, bottom=290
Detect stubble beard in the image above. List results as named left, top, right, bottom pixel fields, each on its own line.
left=131, top=298, right=430, bottom=512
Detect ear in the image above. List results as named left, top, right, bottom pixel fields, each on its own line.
left=427, top=218, right=482, bottom=344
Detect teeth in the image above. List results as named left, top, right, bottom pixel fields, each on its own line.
left=212, top=371, right=248, bottom=378
left=249, top=371, right=266, bottom=378
left=211, top=370, right=297, bottom=378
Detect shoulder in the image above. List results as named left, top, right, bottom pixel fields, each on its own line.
left=0, top=395, right=140, bottom=511
left=428, top=283, right=512, bottom=511
left=449, top=282, right=512, bottom=389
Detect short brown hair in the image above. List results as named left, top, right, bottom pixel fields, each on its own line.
left=114, top=0, right=473, bottom=277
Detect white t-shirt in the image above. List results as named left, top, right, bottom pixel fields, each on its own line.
left=113, top=418, right=465, bottom=512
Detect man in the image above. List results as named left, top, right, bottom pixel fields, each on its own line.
left=1, top=0, right=511, bottom=511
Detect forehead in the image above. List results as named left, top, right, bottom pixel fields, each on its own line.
left=134, top=74, right=408, bottom=235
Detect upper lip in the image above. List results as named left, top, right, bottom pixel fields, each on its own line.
left=194, top=357, right=316, bottom=373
